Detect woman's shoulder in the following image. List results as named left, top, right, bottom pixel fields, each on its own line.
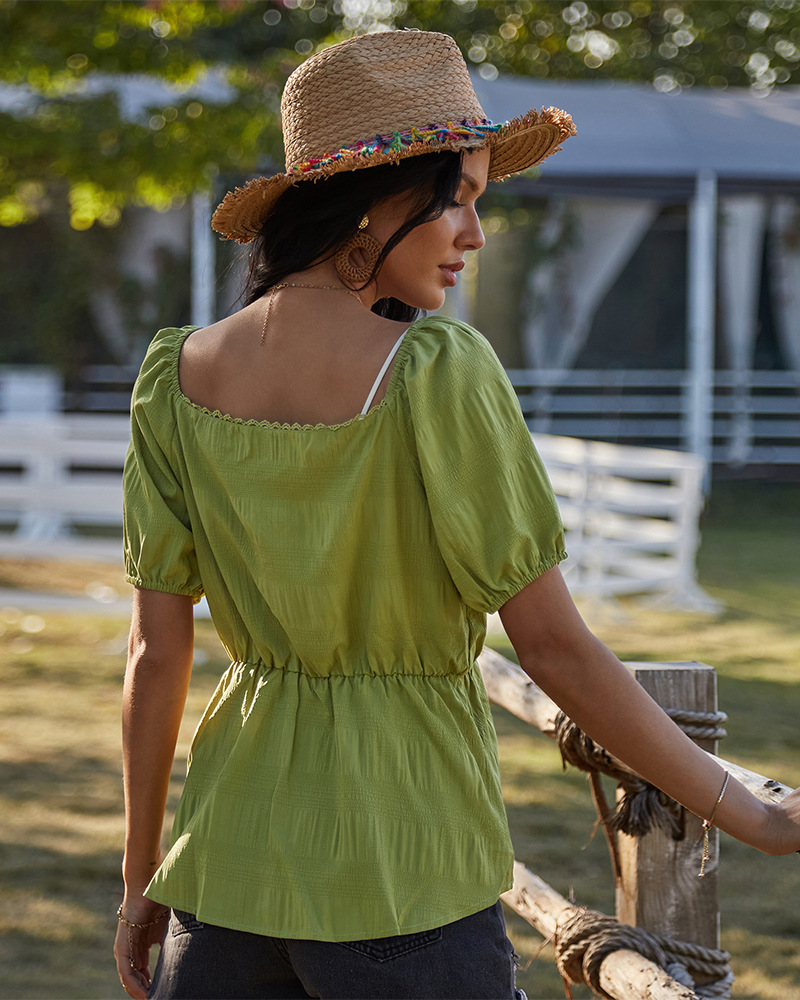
left=131, top=326, right=197, bottom=411
left=400, top=315, right=506, bottom=385
left=406, top=314, right=488, bottom=346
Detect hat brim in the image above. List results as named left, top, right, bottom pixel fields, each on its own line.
left=487, top=106, right=576, bottom=181
left=212, top=106, right=575, bottom=244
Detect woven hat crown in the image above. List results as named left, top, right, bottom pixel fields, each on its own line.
left=211, top=29, right=576, bottom=243
left=281, top=31, right=488, bottom=170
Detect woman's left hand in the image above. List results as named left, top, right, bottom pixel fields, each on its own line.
left=765, top=785, right=800, bottom=856
left=114, top=893, right=169, bottom=999
left=501, top=566, right=800, bottom=856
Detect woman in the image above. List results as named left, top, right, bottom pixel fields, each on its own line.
left=115, top=30, right=800, bottom=1000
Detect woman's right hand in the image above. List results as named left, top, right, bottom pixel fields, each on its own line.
left=118, top=589, right=195, bottom=997
left=114, top=891, right=170, bottom=1000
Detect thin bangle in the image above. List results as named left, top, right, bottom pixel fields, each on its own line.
left=699, top=771, right=730, bottom=878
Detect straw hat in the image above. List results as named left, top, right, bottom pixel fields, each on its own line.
left=212, top=30, right=576, bottom=244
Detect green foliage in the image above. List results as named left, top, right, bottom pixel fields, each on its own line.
left=2, top=0, right=800, bottom=229
left=0, top=0, right=337, bottom=226
left=405, top=0, right=800, bottom=91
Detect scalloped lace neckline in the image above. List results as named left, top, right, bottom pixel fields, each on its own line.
left=172, top=322, right=420, bottom=432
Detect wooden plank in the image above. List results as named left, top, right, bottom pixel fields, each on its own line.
left=713, top=419, right=800, bottom=438
left=563, top=574, right=673, bottom=599
left=62, top=414, right=130, bottom=438
left=478, top=649, right=797, bottom=806
left=502, top=861, right=699, bottom=1000
left=0, top=482, right=122, bottom=514
left=509, top=370, right=689, bottom=388
left=521, top=394, right=799, bottom=416
left=69, top=391, right=134, bottom=412
left=534, top=433, right=702, bottom=469
left=479, top=647, right=559, bottom=733
left=575, top=512, right=679, bottom=544
left=522, top=395, right=687, bottom=415
left=714, top=446, right=800, bottom=464
left=615, top=664, right=720, bottom=956
left=531, top=418, right=686, bottom=439
left=554, top=475, right=686, bottom=505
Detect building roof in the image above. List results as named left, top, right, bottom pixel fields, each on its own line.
left=473, top=76, right=800, bottom=198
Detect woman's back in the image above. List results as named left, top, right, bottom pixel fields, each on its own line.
left=179, top=292, right=410, bottom=427
left=124, top=316, right=566, bottom=942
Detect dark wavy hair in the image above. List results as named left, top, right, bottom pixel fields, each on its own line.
left=244, top=151, right=463, bottom=323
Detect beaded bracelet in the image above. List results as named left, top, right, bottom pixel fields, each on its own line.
left=699, top=771, right=730, bottom=878
left=116, top=904, right=170, bottom=969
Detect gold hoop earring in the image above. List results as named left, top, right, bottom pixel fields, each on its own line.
left=335, top=216, right=382, bottom=285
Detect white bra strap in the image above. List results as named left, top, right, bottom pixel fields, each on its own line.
left=360, top=332, right=407, bottom=415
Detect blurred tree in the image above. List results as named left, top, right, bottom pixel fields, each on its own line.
left=2, top=0, right=799, bottom=230
left=406, top=0, right=800, bottom=93
left=0, top=0, right=327, bottom=228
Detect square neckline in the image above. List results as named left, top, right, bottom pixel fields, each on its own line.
left=170, top=319, right=426, bottom=432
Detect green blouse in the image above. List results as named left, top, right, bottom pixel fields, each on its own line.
left=123, top=316, right=566, bottom=942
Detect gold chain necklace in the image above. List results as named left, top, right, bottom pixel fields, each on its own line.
left=260, top=282, right=363, bottom=347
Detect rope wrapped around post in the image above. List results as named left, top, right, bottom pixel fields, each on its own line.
left=554, top=707, right=727, bottom=838
left=553, top=905, right=733, bottom=1000
left=665, top=709, right=728, bottom=742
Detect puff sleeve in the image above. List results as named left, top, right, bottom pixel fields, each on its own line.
left=402, top=318, right=566, bottom=614
left=123, top=328, right=204, bottom=601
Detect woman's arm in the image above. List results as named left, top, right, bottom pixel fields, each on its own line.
left=499, top=566, right=800, bottom=856
left=114, top=588, right=195, bottom=999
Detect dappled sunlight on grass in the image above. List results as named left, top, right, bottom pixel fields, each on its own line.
left=0, top=888, right=94, bottom=943
left=725, top=930, right=800, bottom=1000
left=0, top=604, right=228, bottom=999
left=0, top=558, right=128, bottom=597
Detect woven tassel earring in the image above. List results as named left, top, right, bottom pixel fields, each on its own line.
left=335, top=215, right=382, bottom=285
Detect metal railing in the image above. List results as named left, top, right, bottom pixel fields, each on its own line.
left=510, top=369, right=800, bottom=466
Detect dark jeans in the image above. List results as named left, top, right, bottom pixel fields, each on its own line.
left=147, top=901, right=525, bottom=999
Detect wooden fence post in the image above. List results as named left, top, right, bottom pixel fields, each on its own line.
left=615, top=662, right=721, bottom=963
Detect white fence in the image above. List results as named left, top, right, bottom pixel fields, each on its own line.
left=0, top=415, right=129, bottom=560
left=0, top=419, right=714, bottom=610
left=532, top=433, right=717, bottom=612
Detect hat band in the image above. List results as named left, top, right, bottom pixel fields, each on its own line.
left=288, top=118, right=504, bottom=178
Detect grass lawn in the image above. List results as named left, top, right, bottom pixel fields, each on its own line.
left=0, top=482, right=798, bottom=1000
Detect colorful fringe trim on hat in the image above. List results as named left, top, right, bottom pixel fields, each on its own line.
left=289, top=118, right=504, bottom=178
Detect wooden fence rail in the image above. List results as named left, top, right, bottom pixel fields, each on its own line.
left=50, top=364, right=800, bottom=469
left=478, top=647, right=793, bottom=807
left=0, top=415, right=128, bottom=560
left=478, top=647, right=793, bottom=1000
left=502, top=862, right=698, bottom=1000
